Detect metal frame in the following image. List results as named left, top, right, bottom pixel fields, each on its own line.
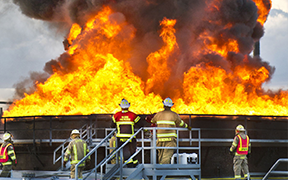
left=53, top=121, right=97, bottom=170
left=77, top=127, right=201, bottom=180
left=262, top=158, right=288, bottom=180
left=0, top=114, right=287, bottom=179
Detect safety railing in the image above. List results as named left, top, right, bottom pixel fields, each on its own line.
left=53, top=121, right=97, bottom=169
left=75, top=127, right=201, bottom=180
left=262, top=158, right=288, bottom=180
left=74, top=128, right=117, bottom=180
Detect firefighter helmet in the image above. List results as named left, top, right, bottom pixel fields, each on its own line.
left=119, top=98, right=130, bottom=109
left=163, top=97, right=174, bottom=107
left=71, top=129, right=80, bottom=135
left=236, top=124, right=245, bottom=131
left=3, top=132, right=12, bottom=141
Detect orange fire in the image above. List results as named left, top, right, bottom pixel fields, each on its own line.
left=4, top=2, right=287, bottom=117
left=252, top=0, right=272, bottom=25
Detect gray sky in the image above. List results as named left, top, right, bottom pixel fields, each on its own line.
left=0, top=0, right=288, bottom=109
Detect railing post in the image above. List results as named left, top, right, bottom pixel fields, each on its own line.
left=50, top=117, right=52, bottom=146
left=89, top=115, right=92, bottom=146
left=152, top=128, right=157, bottom=165
left=33, top=117, right=36, bottom=147
left=61, top=144, right=64, bottom=170
left=120, top=148, right=123, bottom=180
left=95, top=148, right=98, bottom=180
left=75, top=164, right=78, bottom=180
left=4, top=118, right=6, bottom=132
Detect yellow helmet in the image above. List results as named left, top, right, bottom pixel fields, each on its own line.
left=236, top=124, right=245, bottom=131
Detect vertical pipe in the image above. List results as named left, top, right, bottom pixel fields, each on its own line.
left=141, top=128, right=144, bottom=164
left=176, top=129, right=179, bottom=164
left=120, top=149, right=123, bottom=180
left=33, top=117, right=36, bottom=147
left=152, top=127, right=156, bottom=165
left=50, top=117, right=52, bottom=146
left=245, top=116, right=248, bottom=135
left=253, top=41, right=260, bottom=57
left=4, top=118, right=6, bottom=132
left=189, top=115, right=192, bottom=146
left=0, top=107, right=3, bottom=117
left=89, top=115, right=92, bottom=146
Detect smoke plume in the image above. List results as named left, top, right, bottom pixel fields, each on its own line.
left=12, top=0, right=272, bottom=100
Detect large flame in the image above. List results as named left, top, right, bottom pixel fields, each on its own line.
left=4, top=1, right=287, bottom=117
left=252, top=0, right=272, bottom=25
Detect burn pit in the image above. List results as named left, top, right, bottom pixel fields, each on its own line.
left=5, top=0, right=286, bottom=117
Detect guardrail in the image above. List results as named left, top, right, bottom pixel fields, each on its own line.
left=262, top=158, right=288, bottom=180
left=53, top=121, right=97, bottom=170
left=74, top=127, right=201, bottom=180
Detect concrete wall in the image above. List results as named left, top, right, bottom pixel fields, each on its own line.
left=0, top=114, right=287, bottom=177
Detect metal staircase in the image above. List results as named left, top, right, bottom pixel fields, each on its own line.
left=53, top=122, right=97, bottom=170
left=74, top=127, right=201, bottom=180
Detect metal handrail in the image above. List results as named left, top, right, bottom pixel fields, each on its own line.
left=99, top=128, right=145, bottom=179
left=75, top=127, right=201, bottom=180
left=262, top=158, right=288, bottom=180
left=74, top=129, right=117, bottom=180
left=52, top=121, right=97, bottom=169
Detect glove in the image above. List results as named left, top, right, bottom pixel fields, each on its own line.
left=0, top=163, right=3, bottom=169
left=229, top=151, right=234, bottom=156
left=86, top=159, right=91, bottom=167
left=63, top=161, right=67, bottom=167
left=13, top=161, right=17, bottom=167
left=187, top=126, right=192, bottom=131
left=247, top=154, right=250, bottom=158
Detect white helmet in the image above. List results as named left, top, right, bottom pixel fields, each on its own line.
left=236, top=124, right=245, bottom=131
left=3, top=132, right=12, bottom=141
left=71, top=129, right=80, bottom=135
left=163, top=97, right=174, bottom=107
left=119, top=98, right=130, bottom=109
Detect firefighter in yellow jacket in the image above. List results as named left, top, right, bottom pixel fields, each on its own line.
left=151, top=97, right=192, bottom=164
left=64, top=129, right=90, bottom=179
left=0, top=132, right=17, bottom=177
left=229, top=124, right=251, bottom=180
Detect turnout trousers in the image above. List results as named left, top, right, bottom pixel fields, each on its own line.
left=156, top=138, right=176, bottom=164
left=233, top=156, right=249, bottom=180
left=0, top=165, right=12, bottom=177
left=70, top=164, right=85, bottom=179
left=117, top=138, right=138, bottom=168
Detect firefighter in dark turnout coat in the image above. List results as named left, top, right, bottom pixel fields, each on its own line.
left=111, top=98, right=146, bottom=168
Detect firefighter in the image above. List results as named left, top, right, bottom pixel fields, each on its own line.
left=0, top=132, right=17, bottom=177
left=64, top=129, right=90, bottom=179
left=151, top=97, right=192, bottom=164
left=229, top=124, right=251, bottom=180
left=111, top=98, right=146, bottom=168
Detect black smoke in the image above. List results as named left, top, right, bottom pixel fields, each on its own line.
left=12, top=0, right=273, bottom=99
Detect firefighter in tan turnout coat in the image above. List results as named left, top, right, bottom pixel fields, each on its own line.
left=229, top=124, right=251, bottom=180
left=0, top=132, right=17, bottom=177
left=64, top=129, right=90, bottom=179
left=151, top=97, right=192, bottom=164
